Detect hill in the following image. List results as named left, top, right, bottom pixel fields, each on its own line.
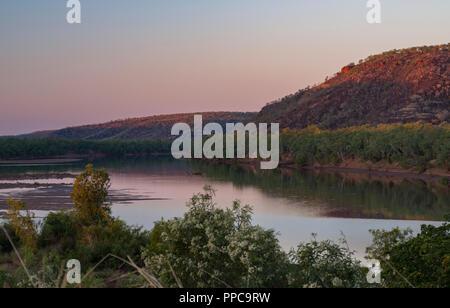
left=257, top=44, right=449, bottom=129
left=16, top=44, right=449, bottom=140
left=21, top=112, right=257, bottom=140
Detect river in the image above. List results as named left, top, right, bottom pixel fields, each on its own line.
left=0, top=157, right=448, bottom=259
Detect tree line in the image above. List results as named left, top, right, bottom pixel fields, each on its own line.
left=0, top=138, right=172, bottom=159
left=1, top=122, right=449, bottom=175
left=281, top=122, right=450, bottom=172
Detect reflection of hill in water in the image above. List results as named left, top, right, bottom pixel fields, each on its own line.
left=189, top=161, right=450, bottom=221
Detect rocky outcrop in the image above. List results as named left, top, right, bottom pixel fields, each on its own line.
left=257, top=44, right=449, bottom=129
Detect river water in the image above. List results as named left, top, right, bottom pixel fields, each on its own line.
left=0, top=157, right=448, bottom=259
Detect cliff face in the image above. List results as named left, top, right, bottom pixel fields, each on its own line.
left=257, top=44, right=449, bottom=129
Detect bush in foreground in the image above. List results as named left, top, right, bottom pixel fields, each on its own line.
left=143, top=186, right=289, bottom=288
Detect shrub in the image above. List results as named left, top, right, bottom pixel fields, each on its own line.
left=288, top=236, right=370, bottom=288
left=0, top=223, right=20, bottom=254
left=5, top=198, right=39, bottom=251
left=38, top=211, right=78, bottom=251
left=0, top=270, right=14, bottom=288
left=366, top=224, right=450, bottom=288
left=37, top=210, right=149, bottom=270
left=74, top=219, right=150, bottom=269
left=142, top=186, right=289, bottom=288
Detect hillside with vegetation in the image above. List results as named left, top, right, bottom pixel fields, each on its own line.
left=21, top=112, right=257, bottom=141
left=257, top=44, right=449, bottom=129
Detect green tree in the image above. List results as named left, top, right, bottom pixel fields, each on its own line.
left=366, top=223, right=450, bottom=288
left=288, top=235, right=370, bottom=288
left=71, top=164, right=111, bottom=225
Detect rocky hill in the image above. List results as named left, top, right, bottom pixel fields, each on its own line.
left=257, top=44, right=449, bottom=129
left=18, top=44, right=449, bottom=140
left=22, top=112, right=257, bottom=140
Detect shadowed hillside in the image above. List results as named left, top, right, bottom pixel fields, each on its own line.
left=21, top=112, right=257, bottom=140
left=257, top=44, right=449, bottom=129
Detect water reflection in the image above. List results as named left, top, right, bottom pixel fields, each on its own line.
left=188, top=161, right=449, bottom=221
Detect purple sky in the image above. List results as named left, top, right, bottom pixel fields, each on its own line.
left=1, top=0, right=449, bottom=135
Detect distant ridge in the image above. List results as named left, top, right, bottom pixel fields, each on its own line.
left=256, top=44, right=449, bottom=129
left=20, top=112, right=257, bottom=140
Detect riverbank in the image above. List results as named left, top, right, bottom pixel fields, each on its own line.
left=0, top=158, right=83, bottom=165
left=0, top=153, right=172, bottom=166
left=203, top=157, right=450, bottom=184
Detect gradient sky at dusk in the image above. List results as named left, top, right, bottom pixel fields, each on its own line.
left=1, top=0, right=449, bottom=135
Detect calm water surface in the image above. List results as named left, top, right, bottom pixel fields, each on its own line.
left=1, top=157, right=448, bottom=258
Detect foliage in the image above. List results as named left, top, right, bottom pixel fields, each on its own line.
left=0, top=138, right=172, bottom=160
left=288, top=235, right=370, bottom=288
left=142, top=186, right=289, bottom=288
left=5, top=198, right=39, bottom=251
left=366, top=223, right=450, bottom=288
left=72, top=219, right=150, bottom=269
left=38, top=211, right=78, bottom=252
left=38, top=165, right=150, bottom=269
left=0, top=223, right=20, bottom=254
left=71, top=164, right=111, bottom=225
left=36, top=210, right=150, bottom=271
left=282, top=122, right=450, bottom=171
left=0, top=270, right=14, bottom=288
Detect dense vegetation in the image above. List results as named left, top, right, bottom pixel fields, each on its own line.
left=366, top=223, right=450, bottom=288
left=2, top=122, right=449, bottom=177
left=281, top=122, right=450, bottom=172
left=0, top=165, right=448, bottom=288
left=0, top=138, right=171, bottom=160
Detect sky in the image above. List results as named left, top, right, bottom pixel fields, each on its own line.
left=0, top=0, right=449, bottom=135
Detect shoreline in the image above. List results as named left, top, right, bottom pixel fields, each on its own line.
left=0, top=153, right=172, bottom=165
left=202, top=158, right=450, bottom=184
left=0, top=155, right=448, bottom=183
